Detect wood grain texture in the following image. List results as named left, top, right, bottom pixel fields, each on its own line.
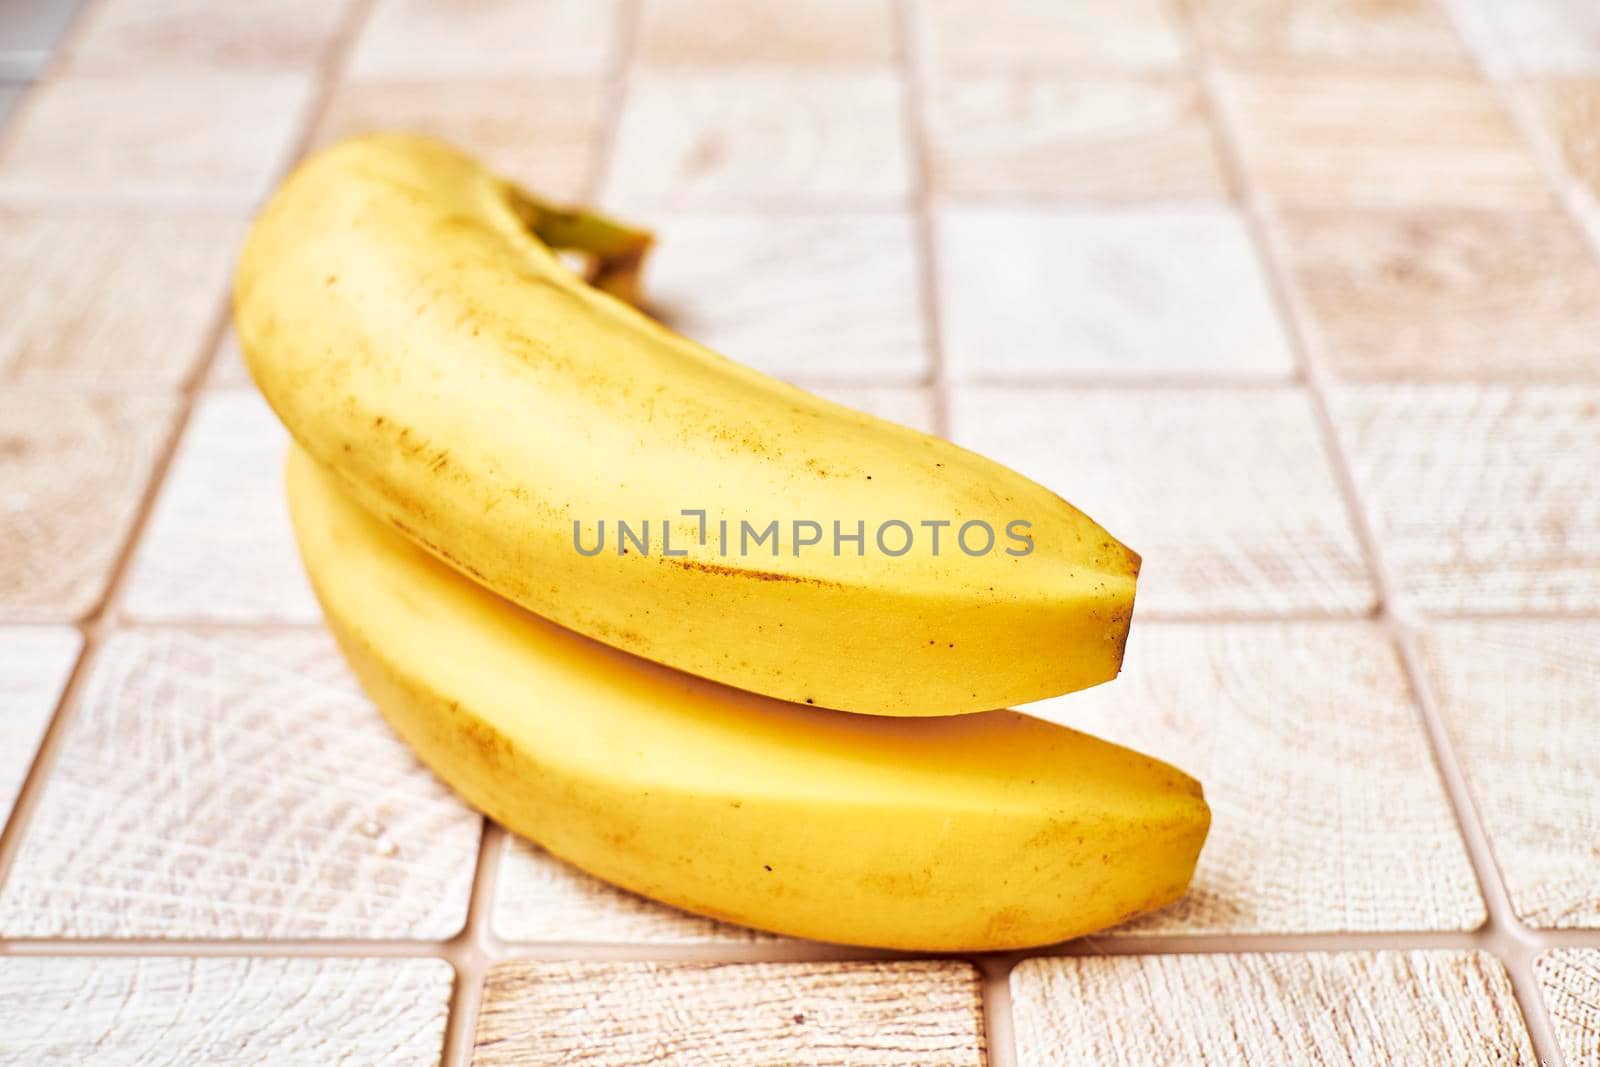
left=1537, top=950, right=1600, bottom=1066
left=1189, top=0, right=1467, bottom=67
left=473, top=960, right=984, bottom=1066
left=1532, top=78, right=1600, bottom=199
left=1221, top=71, right=1551, bottom=209
left=637, top=0, right=897, bottom=68
left=925, top=75, right=1228, bottom=200
left=913, top=0, right=1186, bottom=74
left=313, top=77, right=606, bottom=202
left=937, top=207, right=1292, bottom=380
left=0, top=212, right=242, bottom=386
left=1276, top=209, right=1600, bottom=381
left=1328, top=385, right=1600, bottom=614
left=1457, top=0, right=1600, bottom=74
left=948, top=387, right=1375, bottom=615
left=604, top=73, right=911, bottom=208
left=1011, top=951, right=1535, bottom=1066
left=120, top=390, right=318, bottom=624
left=493, top=837, right=769, bottom=944
left=59, top=0, right=353, bottom=74
left=1027, top=621, right=1482, bottom=934
left=348, top=0, right=619, bottom=78
left=0, top=392, right=180, bottom=622
left=0, top=628, right=482, bottom=938
left=0, top=627, right=81, bottom=827
left=647, top=213, right=927, bottom=382
left=1419, top=622, right=1600, bottom=928
left=0, top=956, right=452, bottom=1065
left=0, top=74, right=314, bottom=207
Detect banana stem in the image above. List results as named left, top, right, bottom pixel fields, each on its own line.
left=505, top=186, right=654, bottom=307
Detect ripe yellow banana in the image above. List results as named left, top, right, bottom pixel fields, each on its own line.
left=237, top=134, right=1140, bottom=716
left=287, top=446, right=1207, bottom=950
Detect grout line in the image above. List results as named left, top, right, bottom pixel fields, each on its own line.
left=1178, top=10, right=1569, bottom=1066
left=976, top=956, right=1018, bottom=1067
left=587, top=0, right=643, bottom=206
left=437, top=820, right=502, bottom=1067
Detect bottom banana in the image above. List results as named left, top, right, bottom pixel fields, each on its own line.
left=287, top=446, right=1209, bottom=950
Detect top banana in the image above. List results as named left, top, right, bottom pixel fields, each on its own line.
left=235, top=134, right=1140, bottom=716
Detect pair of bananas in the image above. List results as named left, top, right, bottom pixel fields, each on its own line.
left=235, top=135, right=1209, bottom=950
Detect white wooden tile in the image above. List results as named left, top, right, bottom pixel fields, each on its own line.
left=1533, top=77, right=1600, bottom=200
left=61, top=0, right=353, bottom=74
left=0, top=628, right=481, bottom=938
left=1190, top=0, right=1468, bottom=68
left=349, top=0, right=619, bottom=78
left=1420, top=622, right=1600, bottom=929
left=0, top=956, right=452, bottom=1065
left=948, top=387, right=1374, bottom=615
left=937, top=207, right=1291, bottom=379
left=605, top=73, right=911, bottom=208
left=637, top=0, right=897, bottom=68
left=313, top=77, right=606, bottom=202
left=1011, top=952, right=1534, bottom=1066
left=0, top=626, right=80, bottom=826
left=475, top=960, right=984, bottom=1066
left=1027, top=622, right=1482, bottom=934
left=1459, top=0, right=1600, bottom=74
left=494, top=836, right=767, bottom=943
left=0, top=211, right=242, bottom=386
left=0, top=74, right=315, bottom=207
left=647, top=213, right=927, bottom=382
left=1537, top=950, right=1600, bottom=1065
left=925, top=75, right=1229, bottom=201
left=0, top=391, right=181, bottom=622
left=205, top=330, right=251, bottom=388
left=805, top=385, right=939, bottom=435
left=913, top=0, right=1187, bottom=74
left=120, top=391, right=317, bottom=624
left=1328, top=386, right=1600, bottom=614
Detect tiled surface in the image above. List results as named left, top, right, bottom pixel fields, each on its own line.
left=473, top=960, right=985, bottom=1066
left=1420, top=622, right=1600, bottom=929
left=1329, top=386, right=1600, bottom=615
left=0, top=956, right=453, bottom=1063
left=1030, top=622, right=1483, bottom=934
left=1011, top=951, right=1534, bottom=1065
left=0, top=628, right=481, bottom=938
left=0, top=391, right=180, bottom=621
left=1538, top=950, right=1600, bottom=1065
left=3, top=0, right=1599, bottom=1063
left=948, top=387, right=1375, bottom=616
left=937, top=207, right=1293, bottom=379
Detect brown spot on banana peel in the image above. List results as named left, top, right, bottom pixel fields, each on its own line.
left=663, top=557, right=834, bottom=586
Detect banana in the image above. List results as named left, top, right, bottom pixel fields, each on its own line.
left=236, top=134, right=1140, bottom=717
left=287, top=446, right=1208, bottom=950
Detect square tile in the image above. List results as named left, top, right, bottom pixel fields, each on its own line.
left=0, top=628, right=481, bottom=938
left=925, top=76, right=1229, bottom=201
left=0, top=392, right=181, bottom=622
left=474, top=960, right=984, bottom=1066
left=913, top=0, right=1186, bottom=74
left=1, top=212, right=242, bottom=385
left=0, top=957, right=452, bottom=1063
left=949, top=387, right=1375, bottom=616
left=60, top=0, right=353, bottom=74
left=0, top=73, right=315, bottom=206
left=494, top=836, right=767, bottom=943
left=1461, top=0, right=1600, bottom=74
left=1221, top=71, right=1551, bottom=209
left=1189, top=0, right=1467, bottom=68
left=1537, top=950, right=1600, bottom=1065
left=807, top=384, right=939, bottom=435
left=1011, top=951, right=1533, bottom=1066
left=1419, top=622, right=1600, bottom=928
left=637, top=0, right=897, bottom=68
left=120, top=391, right=317, bottom=624
left=313, top=77, right=606, bottom=201
left=0, top=626, right=81, bottom=826
left=348, top=0, right=618, bottom=78
left=1027, top=621, right=1482, bottom=934
left=1275, top=209, right=1600, bottom=381
left=605, top=73, right=911, bottom=208
left=646, top=213, right=927, bottom=382
left=1328, top=386, right=1600, bottom=614
left=937, top=207, right=1292, bottom=379
left=1531, top=78, right=1600, bottom=200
